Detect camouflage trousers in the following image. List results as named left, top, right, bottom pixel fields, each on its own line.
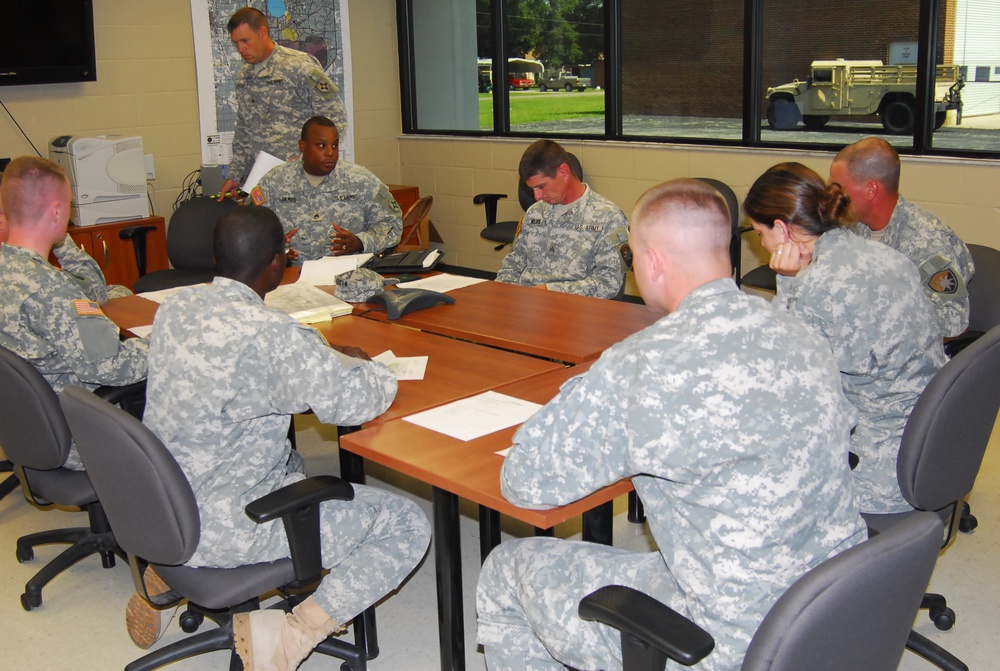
left=477, top=538, right=684, bottom=671
left=307, top=484, right=430, bottom=624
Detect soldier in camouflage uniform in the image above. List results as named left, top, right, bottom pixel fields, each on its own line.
left=477, top=179, right=866, bottom=671
left=495, top=140, right=628, bottom=299
left=0, top=157, right=148, bottom=470
left=219, top=8, right=349, bottom=200
left=141, top=205, right=429, bottom=671
left=745, top=162, right=947, bottom=514
left=831, top=137, right=974, bottom=337
left=251, top=116, right=401, bottom=262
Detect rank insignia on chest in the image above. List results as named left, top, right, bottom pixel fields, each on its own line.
left=312, top=212, right=322, bottom=221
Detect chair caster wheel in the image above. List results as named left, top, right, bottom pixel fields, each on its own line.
left=16, top=545, right=33, bottom=563
left=179, top=610, right=204, bottom=633
left=959, top=513, right=978, bottom=533
left=932, top=607, right=955, bottom=630
left=21, top=592, right=40, bottom=611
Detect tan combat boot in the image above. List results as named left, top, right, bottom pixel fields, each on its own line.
left=125, top=568, right=180, bottom=649
left=233, top=597, right=343, bottom=671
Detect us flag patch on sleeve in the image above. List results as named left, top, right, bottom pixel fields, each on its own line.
left=250, top=186, right=267, bottom=205
left=73, top=300, right=105, bottom=317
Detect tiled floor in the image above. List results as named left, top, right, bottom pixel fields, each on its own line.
left=2, top=411, right=997, bottom=670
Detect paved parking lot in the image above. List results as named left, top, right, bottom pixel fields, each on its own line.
left=508, top=101, right=1000, bottom=153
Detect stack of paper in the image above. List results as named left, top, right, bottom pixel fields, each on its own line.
left=265, top=284, right=352, bottom=323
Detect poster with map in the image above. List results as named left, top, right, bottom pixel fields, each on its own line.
left=190, top=0, right=354, bottom=168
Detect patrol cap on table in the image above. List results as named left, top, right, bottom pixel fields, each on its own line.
left=335, top=268, right=386, bottom=302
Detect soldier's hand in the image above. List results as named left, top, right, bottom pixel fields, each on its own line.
left=331, top=343, right=371, bottom=361
left=330, top=224, right=363, bottom=256
left=218, top=179, right=241, bottom=202
left=769, top=241, right=811, bottom=276
left=284, top=228, right=299, bottom=263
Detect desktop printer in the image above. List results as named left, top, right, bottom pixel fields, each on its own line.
left=49, top=135, right=150, bottom=226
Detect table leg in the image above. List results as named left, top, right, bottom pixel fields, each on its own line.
left=627, top=490, right=645, bottom=523
left=479, top=506, right=501, bottom=564
left=582, top=501, right=615, bottom=545
left=433, top=487, right=466, bottom=671
left=337, top=426, right=366, bottom=484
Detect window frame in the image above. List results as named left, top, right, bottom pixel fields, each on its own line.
left=396, top=0, right=999, bottom=161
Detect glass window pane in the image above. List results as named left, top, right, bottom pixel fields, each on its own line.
left=506, top=0, right=606, bottom=135
left=757, top=0, right=1000, bottom=153
left=412, top=0, right=483, bottom=131
left=621, top=0, right=744, bottom=141
left=933, top=0, right=1000, bottom=153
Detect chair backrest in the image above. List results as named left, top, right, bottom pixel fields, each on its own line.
left=695, top=177, right=741, bottom=277
left=397, top=195, right=433, bottom=250
left=965, top=244, right=1000, bottom=334
left=0, top=346, right=72, bottom=471
left=59, top=386, right=201, bottom=566
left=742, top=512, right=942, bottom=671
left=166, top=196, right=239, bottom=270
left=897, top=324, right=1000, bottom=513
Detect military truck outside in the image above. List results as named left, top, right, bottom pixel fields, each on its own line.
left=537, top=70, right=591, bottom=92
left=765, top=59, right=964, bottom=134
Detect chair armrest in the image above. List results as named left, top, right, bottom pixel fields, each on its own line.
left=245, top=475, right=355, bottom=583
left=579, top=585, right=715, bottom=668
left=94, top=380, right=147, bottom=420
left=473, top=193, right=508, bottom=228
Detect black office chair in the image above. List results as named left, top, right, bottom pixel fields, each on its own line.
left=692, top=178, right=743, bottom=285
left=0, top=346, right=124, bottom=611
left=943, top=243, right=1000, bottom=357
left=60, top=385, right=377, bottom=671
left=579, top=512, right=943, bottom=671
left=858, top=324, right=1000, bottom=671
left=133, top=196, right=239, bottom=293
left=0, top=458, right=19, bottom=501
left=474, top=152, right=583, bottom=251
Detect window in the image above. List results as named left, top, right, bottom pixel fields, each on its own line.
left=400, top=0, right=1000, bottom=158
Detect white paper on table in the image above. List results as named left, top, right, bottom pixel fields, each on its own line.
left=495, top=446, right=512, bottom=458
left=403, top=391, right=542, bottom=441
left=373, top=350, right=428, bottom=380
left=241, top=150, right=285, bottom=193
left=396, top=274, right=488, bottom=293
left=297, top=254, right=373, bottom=285
left=126, top=324, right=154, bottom=339
left=137, top=285, right=194, bottom=304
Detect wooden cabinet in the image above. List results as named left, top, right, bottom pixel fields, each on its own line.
left=66, top=216, right=168, bottom=292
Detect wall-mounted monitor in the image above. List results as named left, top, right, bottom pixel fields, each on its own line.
left=0, top=0, right=97, bottom=87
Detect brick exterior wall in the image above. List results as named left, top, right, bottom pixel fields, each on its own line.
left=622, top=0, right=953, bottom=118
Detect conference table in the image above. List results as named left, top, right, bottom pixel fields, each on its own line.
left=356, top=279, right=662, bottom=363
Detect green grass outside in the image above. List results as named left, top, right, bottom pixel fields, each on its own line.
left=479, top=90, right=605, bottom=129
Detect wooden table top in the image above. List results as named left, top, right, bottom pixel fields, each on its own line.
left=339, top=361, right=633, bottom=529
left=101, top=294, right=562, bottom=426
left=358, top=280, right=663, bottom=364
left=312, top=317, right=562, bottom=424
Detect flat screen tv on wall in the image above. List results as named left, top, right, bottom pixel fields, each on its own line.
left=0, top=0, right=97, bottom=86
